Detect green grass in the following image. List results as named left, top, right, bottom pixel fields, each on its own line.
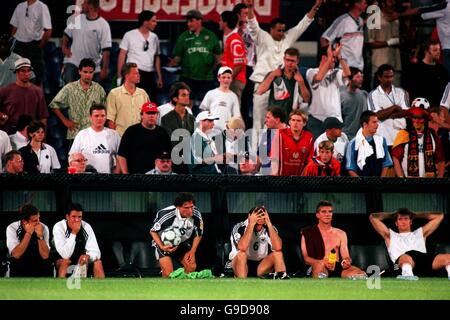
left=0, top=278, right=449, bottom=300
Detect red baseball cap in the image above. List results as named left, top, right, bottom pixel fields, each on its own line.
left=141, top=102, right=158, bottom=113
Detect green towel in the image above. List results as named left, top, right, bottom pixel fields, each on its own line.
left=169, top=267, right=214, bottom=279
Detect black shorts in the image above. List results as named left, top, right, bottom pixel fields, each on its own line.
left=327, top=261, right=344, bottom=278
left=247, top=259, right=263, bottom=277
left=154, top=241, right=191, bottom=261
left=394, top=250, right=434, bottom=276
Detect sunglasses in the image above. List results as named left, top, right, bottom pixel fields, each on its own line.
left=143, top=40, right=149, bottom=51
left=73, top=159, right=88, bottom=163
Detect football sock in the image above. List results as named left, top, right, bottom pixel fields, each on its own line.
left=401, top=263, right=414, bottom=277
left=446, top=264, right=450, bottom=278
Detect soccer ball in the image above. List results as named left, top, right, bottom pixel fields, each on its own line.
left=160, top=226, right=182, bottom=247
left=411, top=97, right=430, bottom=109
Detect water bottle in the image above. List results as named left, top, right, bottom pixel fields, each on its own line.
left=328, top=248, right=336, bottom=271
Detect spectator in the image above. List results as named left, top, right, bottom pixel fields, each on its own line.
left=219, top=10, right=247, bottom=104
left=0, top=129, right=12, bottom=172
left=367, top=64, right=409, bottom=147
left=6, top=203, right=53, bottom=277
left=19, top=120, right=60, bottom=173
left=366, top=0, right=402, bottom=88
left=314, top=117, right=348, bottom=163
left=257, top=47, right=310, bottom=119
left=67, top=152, right=94, bottom=174
left=8, top=115, right=32, bottom=150
left=244, top=0, right=322, bottom=131
left=160, top=82, right=194, bottom=174
left=345, top=110, right=393, bottom=176
left=62, top=0, right=111, bottom=85
left=228, top=206, right=289, bottom=279
left=10, top=0, right=52, bottom=84
left=2, top=150, right=24, bottom=174
left=106, top=62, right=150, bottom=136
left=301, top=200, right=366, bottom=278
left=168, top=9, right=222, bottom=114
left=258, top=106, right=287, bottom=175
left=146, top=151, right=176, bottom=175
left=149, top=193, right=203, bottom=277
left=233, top=3, right=256, bottom=129
left=117, top=10, right=162, bottom=100
left=340, top=67, right=368, bottom=140
left=370, top=208, right=450, bottom=280
left=69, top=104, right=121, bottom=174
left=320, top=0, right=367, bottom=70
left=306, top=44, right=350, bottom=138
left=392, top=104, right=445, bottom=177
left=117, top=102, right=171, bottom=173
left=189, top=111, right=221, bottom=174
left=408, top=39, right=449, bottom=107
left=53, top=203, right=105, bottom=278
left=271, top=110, right=314, bottom=176
left=0, top=33, right=29, bottom=87
left=0, top=58, right=48, bottom=134
left=199, top=66, right=242, bottom=132
left=50, top=58, right=106, bottom=153
left=157, top=82, right=193, bottom=125
left=389, top=0, right=450, bottom=76
left=303, top=140, right=341, bottom=176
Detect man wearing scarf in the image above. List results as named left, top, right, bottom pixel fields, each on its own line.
left=392, top=106, right=445, bottom=177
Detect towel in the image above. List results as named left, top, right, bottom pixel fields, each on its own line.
left=301, top=225, right=325, bottom=260
left=354, top=128, right=385, bottom=171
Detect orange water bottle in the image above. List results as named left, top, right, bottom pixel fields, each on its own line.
left=328, top=248, right=337, bottom=271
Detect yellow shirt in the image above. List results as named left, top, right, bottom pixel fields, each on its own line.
left=106, top=85, right=149, bottom=136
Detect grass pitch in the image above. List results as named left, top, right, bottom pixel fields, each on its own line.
left=0, top=278, right=449, bottom=300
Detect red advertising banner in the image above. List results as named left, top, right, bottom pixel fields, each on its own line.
left=74, top=0, right=280, bottom=23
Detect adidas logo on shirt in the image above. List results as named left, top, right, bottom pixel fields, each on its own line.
left=93, top=144, right=110, bottom=154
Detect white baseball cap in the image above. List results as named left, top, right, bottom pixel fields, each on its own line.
left=217, top=66, right=232, bottom=76
left=196, top=111, right=219, bottom=122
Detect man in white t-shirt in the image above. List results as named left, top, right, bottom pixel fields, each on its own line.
left=306, top=44, right=351, bottom=138
left=228, top=206, right=289, bottom=279
left=10, top=0, right=52, bottom=84
left=320, top=0, right=367, bottom=70
left=370, top=208, right=450, bottom=280
left=199, top=67, right=242, bottom=132
left=69, top=104, right=121, bottom=173
left=117, top=10, right=162, bottom=101
left=62, top=0, right=111, bottom=84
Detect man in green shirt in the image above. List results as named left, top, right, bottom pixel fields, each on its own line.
left=49, top=58, right=106, bottom=159
left=168, top=9, right=222, bottom=114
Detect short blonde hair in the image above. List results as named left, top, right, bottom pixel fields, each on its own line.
left=318, top=140, right=334, bottom=152
left=289, top=109, right=308, bottom=123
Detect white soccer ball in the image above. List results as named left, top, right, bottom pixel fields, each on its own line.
left=160, top=226, right=182, bottom=247
left=411, top=97, right=430, bottom=109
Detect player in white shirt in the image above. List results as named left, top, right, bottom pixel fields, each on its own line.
left=228, top=206, right=289, bottom=279
left=441, top=82, right=450, bottom=109
left=370, top=208, right=450, bottom=280
left=53, top=203, right=104, bottom=278
left=199, top=67, right=242, bottom=131
left=70, top=104, right=120, bottom=173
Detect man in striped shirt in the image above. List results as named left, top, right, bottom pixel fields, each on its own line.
left=150, top=193, right=203, bottom=277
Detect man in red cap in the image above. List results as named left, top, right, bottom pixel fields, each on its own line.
left=117, top=101, right=171, bottom=173
left=392, top=102, right=445, bottom=177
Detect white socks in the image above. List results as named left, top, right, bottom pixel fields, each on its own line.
left=446, top=264, right=450, bottom=278
left=401, top=263, right=414, bottom=277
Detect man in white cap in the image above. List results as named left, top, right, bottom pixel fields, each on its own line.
left=0, top=57, right=48, bottom=134
left=190, top=111, right=222, bottom=174
left=199, top=66, right=242, bottom=132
